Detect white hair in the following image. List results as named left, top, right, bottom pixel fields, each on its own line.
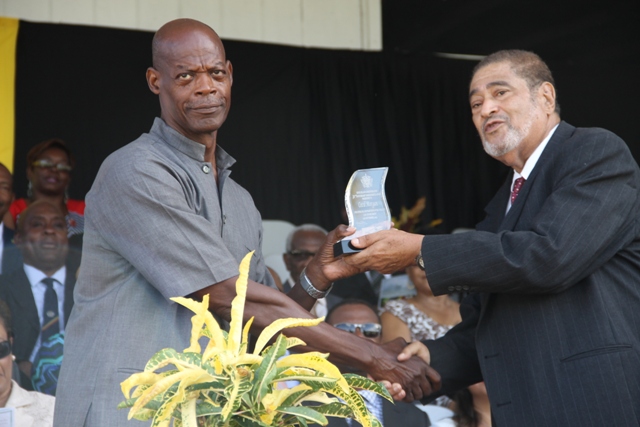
left=285, top=224, right=328, bottom=252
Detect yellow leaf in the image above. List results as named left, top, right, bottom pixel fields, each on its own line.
left=285, top=337, right=307, bottom=349
left=121, top=372, right=163, bottom=398
left=228, top=251, right=254, bottom=354
left=276, top=352, right=349, bottom=393
left=240, top=316, right=254, bottom=355
left=235, top=353, right=263, bottom=366
left=129, top=370, right=192, bottom=418
left=171, top=295, right=225, bottom=352
left=253, top=317, right=324, bottom=356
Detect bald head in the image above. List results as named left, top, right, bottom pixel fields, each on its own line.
left=146, top=18, right=233, bottom=146
left=152, top=19, right=225, bottom=70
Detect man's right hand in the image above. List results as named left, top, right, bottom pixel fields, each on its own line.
left=367, top=337, right=441, bottom=402
left=304, top=224, right=363, bottom=286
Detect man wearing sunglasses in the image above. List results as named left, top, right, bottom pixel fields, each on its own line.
left=325, top=299, right=431, bottom=427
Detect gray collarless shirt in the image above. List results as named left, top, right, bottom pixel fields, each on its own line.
left=54, top=118, right=273, bottom=426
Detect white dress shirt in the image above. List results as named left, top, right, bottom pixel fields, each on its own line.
left=506, top=124, right=559, bottom=213
left=24, top=264, right=67, bottom=362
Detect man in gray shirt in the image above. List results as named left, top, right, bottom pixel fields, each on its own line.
left=53, top=18, right=439, bottom=426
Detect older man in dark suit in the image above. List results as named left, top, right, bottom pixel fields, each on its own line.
left=0, top=200, right=75, bottom=395
left=342, top=50, right=640, bottom=426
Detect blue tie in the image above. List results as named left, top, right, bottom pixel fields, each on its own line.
left=32, top=277, right=64, bottom=396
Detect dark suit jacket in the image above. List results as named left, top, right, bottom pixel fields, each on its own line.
left=1, top=226, right=21, bottom=275
left=422, top=122, right=640, bottom=426
left=0, top=265, right=76, bottom=364
left=322, top=398, right=431, bottom=427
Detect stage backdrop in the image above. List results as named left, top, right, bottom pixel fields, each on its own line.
left=5, top=20, right=640, bottom=232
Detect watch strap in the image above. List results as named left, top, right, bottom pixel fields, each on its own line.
left=300, top=267, right=333, bottom=299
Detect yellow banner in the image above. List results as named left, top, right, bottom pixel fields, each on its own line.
left=0, top=17, right=19, bottom=172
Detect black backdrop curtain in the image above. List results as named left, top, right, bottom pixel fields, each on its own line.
left=12, top=21, right=638, bottom=232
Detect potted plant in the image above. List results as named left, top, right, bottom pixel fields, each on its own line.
left=119, top=251, right=392, bottom=427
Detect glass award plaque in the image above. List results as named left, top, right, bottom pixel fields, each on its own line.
left=334, top=167, right=392, bottom=256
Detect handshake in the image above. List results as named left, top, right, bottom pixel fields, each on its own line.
left=305, top=224, right=440, bottom=401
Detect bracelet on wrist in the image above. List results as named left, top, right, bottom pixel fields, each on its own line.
left=299, top=267, right=333, bottom=299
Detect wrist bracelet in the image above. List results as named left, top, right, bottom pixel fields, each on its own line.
left=300, top=267, right=333, bottom=299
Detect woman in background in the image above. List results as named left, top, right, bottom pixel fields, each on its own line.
left=0, top=299, right=55, bottom=427
left=380, top=262, right=461, bottom=343
left=9, top=138, right=85, bottom=238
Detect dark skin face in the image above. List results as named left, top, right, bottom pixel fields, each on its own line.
left=283, top=230, right=326, bottom=281
left=328, top=303, right=382, bottom=344
left=146, top=19, right=233, bottom=164
left=327, top=303, right=382, bottom=375
left=0, top=165, right=13, bottom=221
left=15, top=202, right=68, bottom=276
left=26, top=147, right=72, bottom=198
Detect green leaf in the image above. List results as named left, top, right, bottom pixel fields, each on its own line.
left=310, top=402, right=354, bottom=418
left=195, top=401, right=222, bottom=417
left=342, top=374, right=393, bottom=402
left=279, top=406, right=328, bottom=425
left=233, top=414, right=271, bottom=427
left=186, top=379, right=226, bottom=393
left=221, top=370, right=254, bottom=421
left=278, top=389, right=314, bottom=408
left=252, top=334, right=288, bottom=400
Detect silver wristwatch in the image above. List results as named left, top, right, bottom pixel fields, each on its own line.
left=300, top=267, right=333, bottom=299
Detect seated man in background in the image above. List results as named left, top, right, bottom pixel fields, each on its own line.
left=282, top=224, right=340, bottom=317
left=324, top=299, right=432, bottom=427
left=0, top=200, right=77, bottom=395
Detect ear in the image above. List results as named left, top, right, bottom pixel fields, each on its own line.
left=227, top=60, right=233, bottom=86
left=539, top=82, right=556, bottom=114
left=146, top=67, right=161, bottom=95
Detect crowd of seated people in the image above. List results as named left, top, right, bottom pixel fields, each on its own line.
left=278, top=223, right=492, bottom=427
left=0, top=140, right=85, bottom=404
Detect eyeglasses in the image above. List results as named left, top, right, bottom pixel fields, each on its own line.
left=32, top=159, right=72, bottom=172
left=0, top=340, right=11, bottom=359
left=287, top=250, right=316, bottom=261
left=333, top=322, right=382, bottom=338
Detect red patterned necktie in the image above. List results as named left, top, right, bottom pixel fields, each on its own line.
left=511, top=177, right=526, bottom=204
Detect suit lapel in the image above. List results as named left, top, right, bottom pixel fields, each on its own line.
left=477, top=172, right=512, bottom=233
left=11, top=269, right=41, bottom=332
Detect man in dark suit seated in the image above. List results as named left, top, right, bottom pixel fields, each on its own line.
left=0, top=163, right=20, bottom=276
left=0, top=200, right=75, bottom=396
left=322, top=299, right=431, bottom=427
